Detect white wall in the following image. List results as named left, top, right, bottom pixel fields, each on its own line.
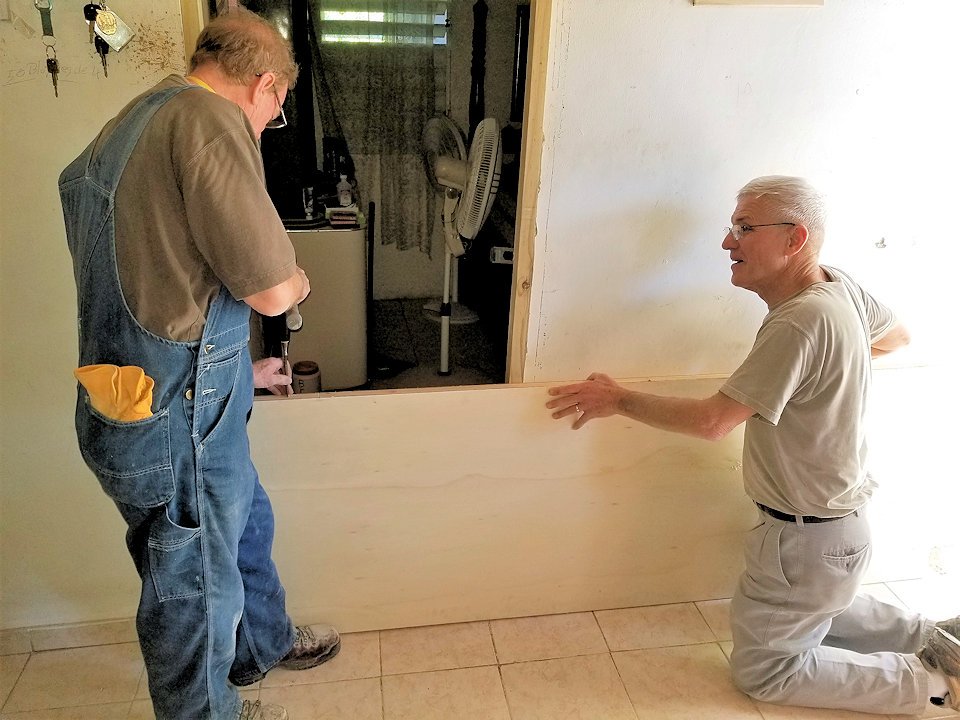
left=2, top=0, right=959, bottom=632
left=524, top=0, right=960, bottom=381
left=0, top=0, right=188, bottom=630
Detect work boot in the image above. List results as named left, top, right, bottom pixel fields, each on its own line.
left=231, top=624, right=341, bottom=686
left=937, top=616, right=960, bottom=639
left=278, top=624, right=342, bottom=671
left=918, top=627, right=960, bottom=710
left=238, top=699, right=288, bottom=720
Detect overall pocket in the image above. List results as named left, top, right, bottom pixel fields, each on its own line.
left=192, top=348, right=243, bottom=445
left=147, top=509, right=204, bottom=601
left=78, top=399, right=175, bottom=508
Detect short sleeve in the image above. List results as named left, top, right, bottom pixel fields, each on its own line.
left=720, top=319, right=815, bottom=426
left=823, top=266, right=897, bottom=344
left=853, top=284, right=897, bottom=343
left=180, top=125, right=296, bottom=300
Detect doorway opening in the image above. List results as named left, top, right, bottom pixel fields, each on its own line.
left=184, top=0, right=551, bottom=389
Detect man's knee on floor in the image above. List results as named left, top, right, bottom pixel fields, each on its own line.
left=730, top=650, right=797, bottom=702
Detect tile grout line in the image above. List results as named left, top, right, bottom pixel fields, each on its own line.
left=692, top=599, right=724, bottom=643
left=0, top=652, right=32, bottom=715
left=606, top=648, right=641, bottom=720
left=591, top=609, right=613, bottom=653
left=486, top=619, right=501, bottom=665
left=497, top=662, right=516, bottom=720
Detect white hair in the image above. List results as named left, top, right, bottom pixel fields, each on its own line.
left=737, top=175, right=826, bottom=246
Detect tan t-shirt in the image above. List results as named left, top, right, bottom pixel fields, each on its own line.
left=719, top=266, right=897, bottom=517
left=93, top=75, right=296, bottom=341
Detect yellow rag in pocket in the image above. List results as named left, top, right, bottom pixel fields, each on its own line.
left=74, top=364, right=155, bottom=421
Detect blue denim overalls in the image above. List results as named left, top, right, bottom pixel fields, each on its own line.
left=59, top=85, right=294, bottom=719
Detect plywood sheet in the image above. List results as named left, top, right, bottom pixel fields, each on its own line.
left=251, top=378, right=754, bottom=631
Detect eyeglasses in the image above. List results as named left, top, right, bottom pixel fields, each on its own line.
left=264, top=88, right=287, bottom=130
left=723, top=222, right=795, bottom=241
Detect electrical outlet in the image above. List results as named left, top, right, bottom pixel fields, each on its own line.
left=489, top=246, right=514, bottom=264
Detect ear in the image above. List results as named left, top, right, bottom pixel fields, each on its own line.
left=251, top=71, right=276, bottom=99
left=784, top=224, right=809, bottom=257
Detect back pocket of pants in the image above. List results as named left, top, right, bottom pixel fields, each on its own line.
left=78, top=399, right=175, bottom=508
left=822, top=542, right=871, bottom=570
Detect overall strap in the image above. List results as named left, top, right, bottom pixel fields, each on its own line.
left=86, top=85, right=196, bottom=193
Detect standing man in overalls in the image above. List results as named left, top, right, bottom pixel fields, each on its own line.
left=60, top=9, right=338, bottom=719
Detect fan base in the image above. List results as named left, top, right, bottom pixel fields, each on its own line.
left=422, top=301, right=479, bottom=325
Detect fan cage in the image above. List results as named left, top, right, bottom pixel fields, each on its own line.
left=457, top=118, right=503, bottom=240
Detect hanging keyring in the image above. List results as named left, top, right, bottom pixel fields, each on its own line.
left=36, top=0, right=57, bottom=48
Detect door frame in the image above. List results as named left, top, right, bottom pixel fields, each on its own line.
left=505, top=0, right=552, bottom=383
left=179, top=0, right=209, bottom=68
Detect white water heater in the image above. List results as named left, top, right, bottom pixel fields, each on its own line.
left=286, top=224, right=367, bottom=390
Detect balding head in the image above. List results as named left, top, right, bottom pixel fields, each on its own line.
left=189, top=8, right=298, bottom=90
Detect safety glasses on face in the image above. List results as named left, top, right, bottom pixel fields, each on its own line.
left=255, top=72, right=287, bottom=130
left=264, top=88, right=287, bottom=130
left=723, top=222, right=795, bottom=242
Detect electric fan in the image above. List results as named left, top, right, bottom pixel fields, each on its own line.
left=422, top=115, right=503, bottom=375
left=421, top=116, right=472, bottom=324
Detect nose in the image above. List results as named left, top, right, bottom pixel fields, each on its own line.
left=722, top=230, right=736, bottom=250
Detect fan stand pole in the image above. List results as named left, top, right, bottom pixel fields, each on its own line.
left=449, top=259, right=479, bottom=323
left=439, top=241, right=453, bottom=376
left=451, top=254, right=460, bottom=304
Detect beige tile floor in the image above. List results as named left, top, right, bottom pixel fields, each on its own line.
left=2, top=580, right=960, bottom=720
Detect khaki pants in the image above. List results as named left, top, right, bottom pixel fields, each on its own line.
left=730, top=506, right=932, bottom=716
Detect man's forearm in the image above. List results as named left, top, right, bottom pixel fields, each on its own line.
left=871, top=321, right=910, bottom=358
left=617, top=390, right=752, bottom=441
left=547, top=375, right=754, bottom=435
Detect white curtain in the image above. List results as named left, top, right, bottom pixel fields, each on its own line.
left=311, top=0, right=448, bottom=255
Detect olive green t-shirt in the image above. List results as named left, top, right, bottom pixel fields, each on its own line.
left=93, top=75, right=296, bottom=341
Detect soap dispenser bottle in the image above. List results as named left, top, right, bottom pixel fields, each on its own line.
left=337, top=175, right=352, bottom=206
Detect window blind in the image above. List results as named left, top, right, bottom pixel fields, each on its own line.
left=315, top=1, right=448, bottom=45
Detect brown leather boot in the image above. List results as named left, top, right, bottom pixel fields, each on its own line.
left=277, top=624, right=342, bottom=671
